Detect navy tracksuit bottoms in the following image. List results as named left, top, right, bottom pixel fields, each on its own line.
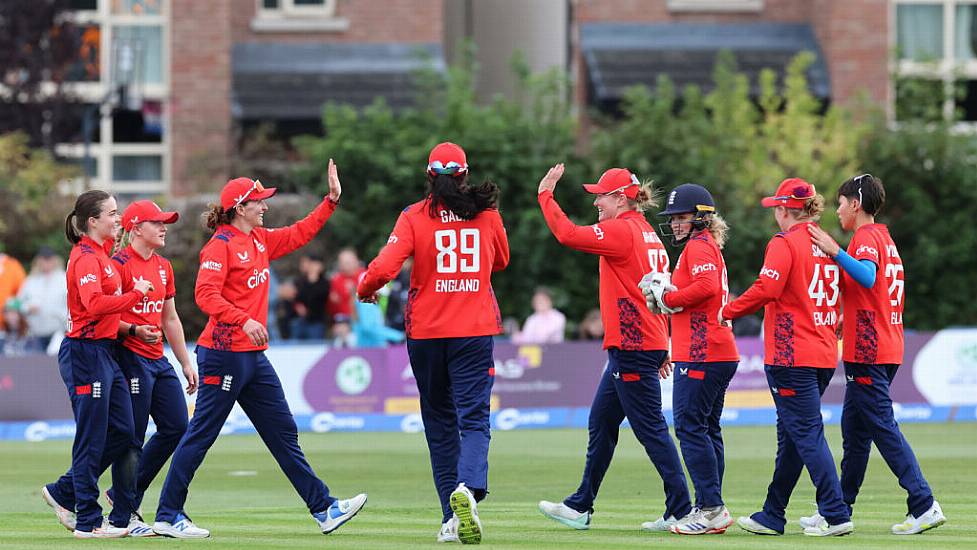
left=840, top=362, right=933, bottom=518
left=672, top=360, right=738, bottom=509
left=564, top=349, right=691, bottom=519
left=751, top=365, right=849, bottom=533
left=155, top=346, right=334, bottom=523
left=407, top=336, right=495, bottom=523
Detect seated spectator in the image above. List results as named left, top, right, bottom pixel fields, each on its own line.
left=512, top=287, right=566, bottom=344
left=16, top=247, right=67, bottom=351
left=0, top=250, right=26, bottom=331
left=353, top=299, right=404, bottom=348
left=577, top=308, right=604, bottom=341
left=291, top=254, right=330, bottom=340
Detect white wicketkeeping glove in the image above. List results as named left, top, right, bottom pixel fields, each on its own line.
left=639, top=272, right=683, bottom=315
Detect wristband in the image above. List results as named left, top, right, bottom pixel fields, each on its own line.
left=129, top=324, right=137, bottom=337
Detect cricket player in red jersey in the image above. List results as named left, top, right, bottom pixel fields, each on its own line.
left=535, top=164, right=692, bottom=532
left=358, top=142, right=508, bottom=544
left=154, top=161, right=367, bottom=538
left=42, top=190, right=152, bottom=538
left=644, top=183, right=738, bottom=535
left=720, top=178, right=852, bottom=537
left=801, top=174, right=944, bottom=535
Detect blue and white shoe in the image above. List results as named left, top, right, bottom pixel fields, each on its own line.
left=127, top=513, right=156, bottom=537
left=641, top=515, right=678, bottom=531
left=152, top=513, right=210, bottom=538
left=670, top=506, right=734, bottom=535
left=314, top=493, right=368, bottom=534
left=449, top=484, right=482, bottom=544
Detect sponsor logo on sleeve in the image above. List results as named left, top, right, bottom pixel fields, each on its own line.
left=759, top=266, right=781, bottom=280
left=855, top=244, right=879, bottom=258
left=591, top=225, right=605, bottom=240
left=692, top=263, right=717, bottom=276
left=79, top=273, right=97, bottom=285
left=201, top=260, right=223, bottom=272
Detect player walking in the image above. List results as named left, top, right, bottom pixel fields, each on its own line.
left=644, top=183, right=738, bottom=535
left=720, top=178, right=853, bottom=537
left=153, top=161, right=366, bottom=538
left=42, top=190, right=151, bottom=538
left=801, top=174, right=945, bottom=534
left=357, top=142, right=509, bottom=545
left=535, top=164, right=692, bottom=532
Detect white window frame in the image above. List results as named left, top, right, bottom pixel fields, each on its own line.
left=252, top=0, right=348, bottom=32
left=667, top=0, right=764, bottom=12
left=891, top=0, right=977, bottom=125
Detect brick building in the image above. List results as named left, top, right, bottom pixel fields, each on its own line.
left=56, top=1, right=977, bottom=196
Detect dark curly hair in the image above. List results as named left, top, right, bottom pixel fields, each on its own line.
left=425, top=173, right=500, bottom=220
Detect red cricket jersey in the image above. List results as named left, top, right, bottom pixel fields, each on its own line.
left=196, top=198, right=336, bottom=351
left=113, top=246, right=176, bottom=359
left=328, top=268, right=364, bottom=320
left=538, top=190, right=669, bottom=351
left=65, top=235, right=142, bottom=340
left=724, top=222, right=840, bottom=368
left=357, top=199, right=509, bottom=339
left=664, top=231, right=738, bottom=362
left=841, top=224, right=905, bottom=364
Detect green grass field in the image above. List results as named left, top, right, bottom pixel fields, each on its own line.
left=1, top=424, right=975, bottom=549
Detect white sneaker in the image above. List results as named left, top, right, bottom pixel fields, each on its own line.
left=799, top=512, right=824, bottom=530
left=803, top=516, right=854, bottom=537
left=103, top=489, right=144, bottom=518
left=892, top=500, right=946, bottom=535
left=438, top=515, right=460, bottom=543
left=127, top=513, right=156, bottom=537
left=736, top=516, right=781, bottom=535
left=313, top=493, right=368, bottom=534
left=449, top=484, right=482, bottom=544
left=152, top=513, right=211, bottom=538
left=670, top=506, right=734, bottom=535
left=73, top=522, right=129, bottom=539
left=641, top=515, right=678, bottom=531
left=41, top=486, right=75, bottom=531
left=538, top=500, right=591, bottom=530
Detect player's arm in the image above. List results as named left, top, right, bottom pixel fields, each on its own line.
left=491, top=210, right=510, bottom=272
left=538, top=191, right=631, bottom=257
left=194, top=242, right=250, bottom=326
left=358, top=212, right=415, bottom=300
left=722, top=237, right=791, bottom=320
left=263, top=159, right=342, bottom=260
left=663, top=240, right=720, bottom=310
left=75, top=255, right=144, bottom=314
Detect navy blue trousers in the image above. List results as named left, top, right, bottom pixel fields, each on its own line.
left=47, top=338, right=140, bottom=531
left=840, top=362, right=933, bottom=518
left=407, top=336, right=495, bottom=523
left=155, top=347, right=333, bottom=523
left=48, top=349, right=189, bottom=515
left=672, top=361, right=738, bottom=508
left=564, top=349, right=691, bottom=518
left=752, top=365, right=849, bottom=533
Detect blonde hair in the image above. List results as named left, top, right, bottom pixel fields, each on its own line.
left=627, top=180, right=660, bottom=212
left=705, top=213, right=730, bottom=249
left=786, top=194, right=825, bottom=222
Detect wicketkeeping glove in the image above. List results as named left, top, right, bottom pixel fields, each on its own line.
left=639, top=272, right=683, bottom=315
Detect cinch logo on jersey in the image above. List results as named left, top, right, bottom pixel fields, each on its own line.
left=79, top=273, right=97, bottom=285
left=201, top=260, right=222, bottom=272
left=760, top=266, right=781, bottom=280
left=855, top=244, right=879, bottom=258
left=133, top=297, right=164, bottom=314
left=387, top=234, right=398, bottom=244
left=692, top=263, right=717, bottom=276
left=247, top=268, right=270, bottom=289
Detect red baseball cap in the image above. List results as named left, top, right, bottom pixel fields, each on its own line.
left=761, top=178, right=817, bottom=209
left=122, top=200, right=179, bottom=232
left=427, top=142, right=468, bottom=176
left=220, top=177, right=277, bottom=210
left=582, top=168, right=641, bottom=200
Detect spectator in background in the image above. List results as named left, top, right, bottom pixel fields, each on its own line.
left=577, top=309, right=604, bottom=341
left=17, top=246, right=68, bottom=351
left=384, top=259, right=413, bottom=332
left=266, top=267, right=282, bottom=342
left=0, top=250, right=26, bottom=331
left=353, top=298, right=404, bottom=348
left=0, top=298, right=37, bottom=355
left=275, top=278, right=298, bottom=341
left=512, top=287, right=566, bottom=344
left=291, top=254, right=330, bottom=340
left=328, top=248, right=363, bottom=346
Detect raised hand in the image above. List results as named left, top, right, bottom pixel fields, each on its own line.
left=327, top=158, right=342, bottom=202
left=538, top=163, right=565, bottom=194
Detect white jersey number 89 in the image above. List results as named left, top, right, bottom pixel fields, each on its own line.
left=435, top=229, right=480, bottom=274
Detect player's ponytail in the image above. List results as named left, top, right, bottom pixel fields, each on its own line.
left=204, top=203, right=235, bottom=231
left=627, top=180, right=660, bottom=212
left=426, top=173, right=499, bottom=220
left=65, top=190, right=112, bottom=244
left=706, top=213, right=730, bottom=249
left=801, top=194, right=825, bottom=221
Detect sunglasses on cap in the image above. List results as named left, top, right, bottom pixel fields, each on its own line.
left=769, top=184, right=814, bottom=202
left=233, top=179, right=266, bottom=208
left=600, top=173, right=642, bottom=196
left=852, top=173, right=874, bottom=205
left=427, top=160, right=468, bottom=176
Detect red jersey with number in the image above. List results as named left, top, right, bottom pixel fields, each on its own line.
left=112, top=246, right=176, bottom=359
left=538, top=191, right=669, bottom=351
left=724, top=222, right=840, bottom=368
left=196, top=198, right=336, bottom=351
left=65, top=236, right=142, bottom=340
left=841, top=224, right=904, bottom=364
left=357, top=199, right=509, bottom=339
left=664, top=231, right=738, bottom=362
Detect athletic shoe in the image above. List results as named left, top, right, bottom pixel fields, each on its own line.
left=736, top=515, right=781, bottom=535
left=73, top=522, right=129, bottom=539
left=438, top=515, right=460, bottom=543
left=670, top=506, right=734, bottom=535
left=892, top=500, right=946, bottom=535
left=41, top=486, right=75, bottom=532
left=538, top=500, right=591, bottom=530
left=799, top=512, right=824, bottom=530
left=314, top=493, right=368, bottom=535
left=803, top=516, right=854, bottom=537
left=127, top=513, right=156, bottom=537
left=641, top=515, right=678, bottom=531
left=450, top=484, right=482, bottom=544
left=152, top=513, right=211, bottom=538
left=104, top=488, right=143, bottom=518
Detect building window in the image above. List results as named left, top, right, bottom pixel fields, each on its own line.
left=252, top=0, right=348, bottom=32
left=258, top=0, right=336, bottom=17
left=65, top=24, right=101, bottom=82
left=113, top=154, right=162, bottom=181
left=893, top=1, right=977, bottom=123
left=112, top=0, right=163, bottom=16
left=667, top=0, right=763, bottom=12
left=113, top=25, right=164, bottom=85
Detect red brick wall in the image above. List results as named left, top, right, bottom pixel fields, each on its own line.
left=810, top=0, right=889, bottom=107
left=232, top=0, right=443, bottom=44
left=170, top=0, right=233, bottom=196
left=574, top=0, right=810, bottom=24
